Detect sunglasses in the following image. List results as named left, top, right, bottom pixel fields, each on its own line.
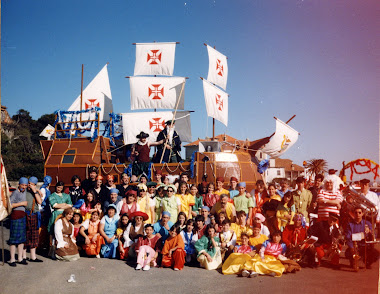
left=168, top=190, right=174, bottom=192
left=139, top=190, right=145, bottom=192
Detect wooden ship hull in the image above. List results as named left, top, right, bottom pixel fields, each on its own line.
left=41, top=136, right=262, bottom=191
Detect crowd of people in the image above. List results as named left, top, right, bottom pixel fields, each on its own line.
left=7, top=166, right=379, bottom=278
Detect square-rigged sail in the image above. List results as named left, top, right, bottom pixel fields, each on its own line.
left=130, top=76, right=186, bottom=110
left=202, top=79, right=228, bottom=127
left=134, top=42, right=176, bottom=76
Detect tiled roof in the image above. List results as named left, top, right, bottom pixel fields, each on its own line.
left=274, top=158, right=304, bottom=172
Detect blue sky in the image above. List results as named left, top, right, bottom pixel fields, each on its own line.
left=2, top=0, right=379, bottom=177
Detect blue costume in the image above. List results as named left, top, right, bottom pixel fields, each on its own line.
left=100, top=215, right=120, bottom=258
left=153, top=220, right=174, bottom=245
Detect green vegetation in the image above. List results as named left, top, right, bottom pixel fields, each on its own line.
left=1, top=109, right=55, bottom=180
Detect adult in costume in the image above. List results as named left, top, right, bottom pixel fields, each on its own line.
left=99, top=204, right=120, bottom=258
left=82, top=166, right=99, bottom=193
left=64, top=175, right=86, bottom=208
left=153, top=211, right=174, bottom=246
left=161, top=185, right=181, bottom=223
left=54, top=208, right=80, bottom=261
left=23, top=176, right=43, bottom=262
left=48, top=181, right=72, bottom=235
left=117, top=190, right=140, bottom=216
left=292, top=177, right=313, bottom=225
left=153, top=120, right=182, bottom=163
left=8, top=177, right=28, bottom=267
left=131, top=131, right=163, bottom=177
left=79, top=210, right=104, bottom=257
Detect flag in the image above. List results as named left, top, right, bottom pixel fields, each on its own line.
left=206, top=45, right=228, bottom=90
left=134, top=42, right=176, bottom=76
left=121, top=111, right=191, bottom=145
left=40, top=124, right=55, bottom=139
left=130, top=76, right=185, bottom=110
left=202, top=79, right=228, bottom=126
left=260, top=119, right=299, bottom=158
left=68, top=64, right=113, bottom=121
left=0, top=157, right=11, bottom=221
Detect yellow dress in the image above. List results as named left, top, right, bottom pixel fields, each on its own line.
left=249, top=234, right=268, bottom=247
left=176, top=193, right=195, bottom=219
left=222, top=253, right=253, bottom=275
left=137, top=196, right=154, bottom=224
left=230, top=223, right=253, bottom=245
left=243, top=254, right=285, bottom=277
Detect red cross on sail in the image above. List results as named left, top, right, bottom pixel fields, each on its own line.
left=148, top=84, right=164, bottom=100
left=85, top=99, right=100, bottom=109
left=149, top=118, right=165, bottom=132
left=215, top=94, right=223, bottom=111
left=216, top=59, right=224, bottom=77
left=147, top=50, right=162, bottom=65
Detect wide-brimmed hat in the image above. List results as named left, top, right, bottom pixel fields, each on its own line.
left=130, top=211, right=149, bottom=221
left=136, top=131, right=149, bottom=139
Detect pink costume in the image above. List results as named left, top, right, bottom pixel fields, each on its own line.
left=135, top=234, right=161, bottom=267
left=235, top=244, right=255, bottom=254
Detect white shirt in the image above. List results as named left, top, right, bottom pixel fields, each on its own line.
left=54, top=218, right=75, bottom=249
left=364, top=190, right=380, bottom=222
left=116, top=201, right=141, bottom=215
left=260, top=223, right=270, bottom=237
left=180, top=230, right=199, bottom=248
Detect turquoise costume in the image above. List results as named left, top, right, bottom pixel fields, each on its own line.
left=47, top=192, right=72, bottom=234
left=100, top=215, right=119, bottom=258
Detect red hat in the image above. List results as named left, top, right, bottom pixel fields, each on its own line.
left=96, top=175, right=103, bottom=181
left=155, top=169, right=163, bottom=175
left=216, top=177, right=225, bottom=183
left=130, top=211, right=149, bottom=221
left=106, top=175, right=114, bottom=180
left=230, top=176, right=238, bottom=182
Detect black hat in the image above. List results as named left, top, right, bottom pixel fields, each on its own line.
left=88, top=166, right=98, bottom=173
left=328, top=169, right=338, bottom=174
left=165, top=120, right=175, bottom=125
left=136, top=131, right=149, bottom=139
left=360, top=179, right=370, bottom=185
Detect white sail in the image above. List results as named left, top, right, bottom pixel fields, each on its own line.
left=261, top=118, right=299, bottom=158
left=68, top=64, right=113, bottom=122
left=202, top=79, right=228, bottom=126
left=134, top=42, right=176, bottom=76
left=130, top=76, right=185, bottom=110
left=122, top=111, right=191, bottom=145
left=206, top=45, right=228, bottom=90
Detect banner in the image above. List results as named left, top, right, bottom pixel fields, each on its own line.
left=68, top=64, right=113, bottom=122
left=122, top=111, right=191, bottom=144
left=134, top=42, right=176, bottom=76
left=130, top=76, right=185, bottom=110
left=206, top=45, right=228, bottom=90
left=40, top=124, right=55, bottom=139
left=202, top=79, right=228, bottom=126
left=0, top=157, right=11, bottom=221
left=260, top=119, right=299, bottom=158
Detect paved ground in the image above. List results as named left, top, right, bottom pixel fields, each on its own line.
left=0, top=222, right=378, bottom=294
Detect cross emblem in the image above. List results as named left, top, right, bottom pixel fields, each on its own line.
left=149, top=118, right=165, bottom=132
left=215, top=94, right=223, bottom=111
left=85, top=99, right=100, bottom=109
left=148, top=84, right=164, bottom=100
left=147, top=49, right=162, bottom=65
left=216, top=59, right=224, bottom=77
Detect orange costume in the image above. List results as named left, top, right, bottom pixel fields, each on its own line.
left=161, top=234, right=186, bottom=270
left=82, top=219, right=105, bottom=256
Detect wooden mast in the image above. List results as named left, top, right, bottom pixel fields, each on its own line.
left=80, top=64, right=84, bottom=122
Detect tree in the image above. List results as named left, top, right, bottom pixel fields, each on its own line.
left=305, top=159, right=328, bottom=179
left=2, top=109, right=55, bottom=180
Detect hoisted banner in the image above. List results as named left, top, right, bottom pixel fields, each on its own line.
left=122, top=111, right=191, bottom=145
left=206, top=45, right=228, bottom=90
left=260, top=119, right=299, bottom=158
left=134, top=42, right=176, bottom=76
left=130, top=76, right=185, bottom=110
left=202, top=79, right=228, bottom=126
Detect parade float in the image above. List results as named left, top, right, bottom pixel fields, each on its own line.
left=40, top=43, right=299, bottom=191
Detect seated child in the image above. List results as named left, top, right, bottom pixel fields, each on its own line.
left=222, top=233, right=256, bottom=275
left=135, top=224, right=161, bottom=271
left=180, top=219, right=198, bottom=264
left=161, top=224, right=186, bottom=270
